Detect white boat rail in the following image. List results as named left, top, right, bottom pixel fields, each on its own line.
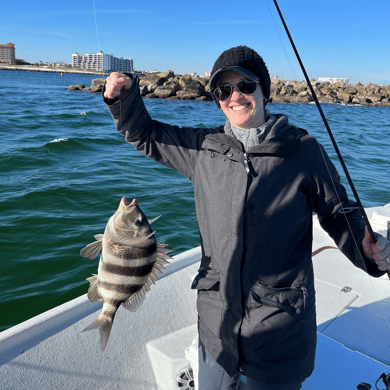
left=1, top=205, right=390, bottom=389
left=0, top=247, right=202, bottom=367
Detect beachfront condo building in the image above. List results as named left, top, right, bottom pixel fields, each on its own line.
left=318, top=77, right=349, bottom=85
left=0, top=43, right=16, bottom=64
left=72, top=51, right=133, bottom=73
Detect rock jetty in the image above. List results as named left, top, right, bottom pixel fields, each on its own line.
left=68, top=72, right=390, bottom=107
left=271, top=78, right=390, bottom=107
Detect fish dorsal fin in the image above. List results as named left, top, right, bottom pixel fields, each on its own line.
left=80, top=237, right=103, bottom=259
left=148, top=215, right=161, bottom=225
left=121, top=243, right=172, bottom=312
left=157, top=241, right=173, bottom=255
left=86, top=274, right=103, bottom=302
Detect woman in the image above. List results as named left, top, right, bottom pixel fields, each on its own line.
left=103, top=46, right=390, bottom=390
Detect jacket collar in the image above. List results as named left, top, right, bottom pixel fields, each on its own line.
left=205, top=114, right=307, bottom=157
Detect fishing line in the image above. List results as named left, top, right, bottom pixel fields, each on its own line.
left=92, top=0, right=101, bottom=54
left=263, top=0, right=297, bottom=81
left=270, top=0, right=374, bottom=237
left=92, top=0, right=126, bottom=197
left=269, top=0, right=390, bottom=326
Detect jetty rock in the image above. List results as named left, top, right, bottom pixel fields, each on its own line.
left=68, top=79, right=102, bottom=93
left=68, top=83, right=86, bottom=91
left=68, top=73, right=390, bottom=106
left=84, top=78, right=105, bottom=94
left=270, top=79, right=390, bottom=106
left=68, top=72, right=212, bottom=101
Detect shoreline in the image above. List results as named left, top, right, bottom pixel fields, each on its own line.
left=0, top=65, right=107, bottom=76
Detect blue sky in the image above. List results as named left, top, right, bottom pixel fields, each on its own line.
left=2, top=0, right=389, bottom=84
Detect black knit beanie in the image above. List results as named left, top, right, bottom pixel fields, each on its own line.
left=209, top=45, right=271, bottom=106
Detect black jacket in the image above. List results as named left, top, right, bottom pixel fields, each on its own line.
left=103, top=76, right=383, bottom=384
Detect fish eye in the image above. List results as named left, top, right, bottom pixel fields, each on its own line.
left=134, top=219, right=141, bottom=226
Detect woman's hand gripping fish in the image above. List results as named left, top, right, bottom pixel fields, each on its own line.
left=80, top=197, right=172, bottom=352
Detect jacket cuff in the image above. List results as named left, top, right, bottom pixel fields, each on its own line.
left=101, top=73, right=135, bottom=106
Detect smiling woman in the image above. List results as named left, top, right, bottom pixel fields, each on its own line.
left=214, top=72, right=265, bottom=130
left=101, top=43, right=390, bottom=390
left=208, top=46, right=271, bottom=131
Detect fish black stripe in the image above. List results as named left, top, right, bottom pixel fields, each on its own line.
left=100, top=281, right=143, bottom=295
left=108, top=241, right=157, bottom=260
left=102, top=262, right=155, bottom=277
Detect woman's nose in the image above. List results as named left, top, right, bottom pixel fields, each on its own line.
left=230, top=86, right=242, bottom=99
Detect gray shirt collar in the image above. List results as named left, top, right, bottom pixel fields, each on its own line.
left=224, top=111, right=278, bottom=151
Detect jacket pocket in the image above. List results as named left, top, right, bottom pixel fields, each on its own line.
left=250, top=282, right=307, bottom=316
left=202, top=138, right=231, bottom=155
left=191, top=269, right=221, bottom=292
left=242, top=282, right=312, bottom=361
left=191, top=269, right=224, bottom=338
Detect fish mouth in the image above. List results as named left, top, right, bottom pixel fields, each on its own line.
left=122, top=197, right=137, bottom=207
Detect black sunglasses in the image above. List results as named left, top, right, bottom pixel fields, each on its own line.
left=213, top=79, right=258, bottom=102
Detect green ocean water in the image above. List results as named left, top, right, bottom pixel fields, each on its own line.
left=1, top=70, right=389, bottom=332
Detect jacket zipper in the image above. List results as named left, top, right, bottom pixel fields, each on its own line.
left=301, top=286, right=308, bottom=311
left=243, top=153, right=250, bottom=174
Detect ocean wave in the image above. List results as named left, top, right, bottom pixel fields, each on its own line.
left=44, top=135, right=120, bottom=152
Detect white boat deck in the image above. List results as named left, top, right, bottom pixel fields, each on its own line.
left=0, top=205, right=389, bottom=389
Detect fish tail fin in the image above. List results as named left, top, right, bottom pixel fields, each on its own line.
left=82, top=314, right=113, bottom=352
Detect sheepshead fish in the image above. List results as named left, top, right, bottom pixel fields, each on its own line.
left=80, top=197, right=172, bottom=352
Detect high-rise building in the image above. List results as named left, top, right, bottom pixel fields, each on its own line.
left=72, top=51, right=133, bottom=73
left=0, top=42, right=16, bottom=64
left=318, top=77, right=349, bottom=85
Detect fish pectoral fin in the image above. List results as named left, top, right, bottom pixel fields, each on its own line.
left=80, top=240, right=103, bottom=259
left=86, top=274, right=103, bottom=302
left=122, top=286, right=147, bottom=312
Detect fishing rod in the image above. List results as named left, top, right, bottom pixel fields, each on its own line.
left=271, top=0, right=380, bottom=244
left=272, top=0, right=390, bottom=282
